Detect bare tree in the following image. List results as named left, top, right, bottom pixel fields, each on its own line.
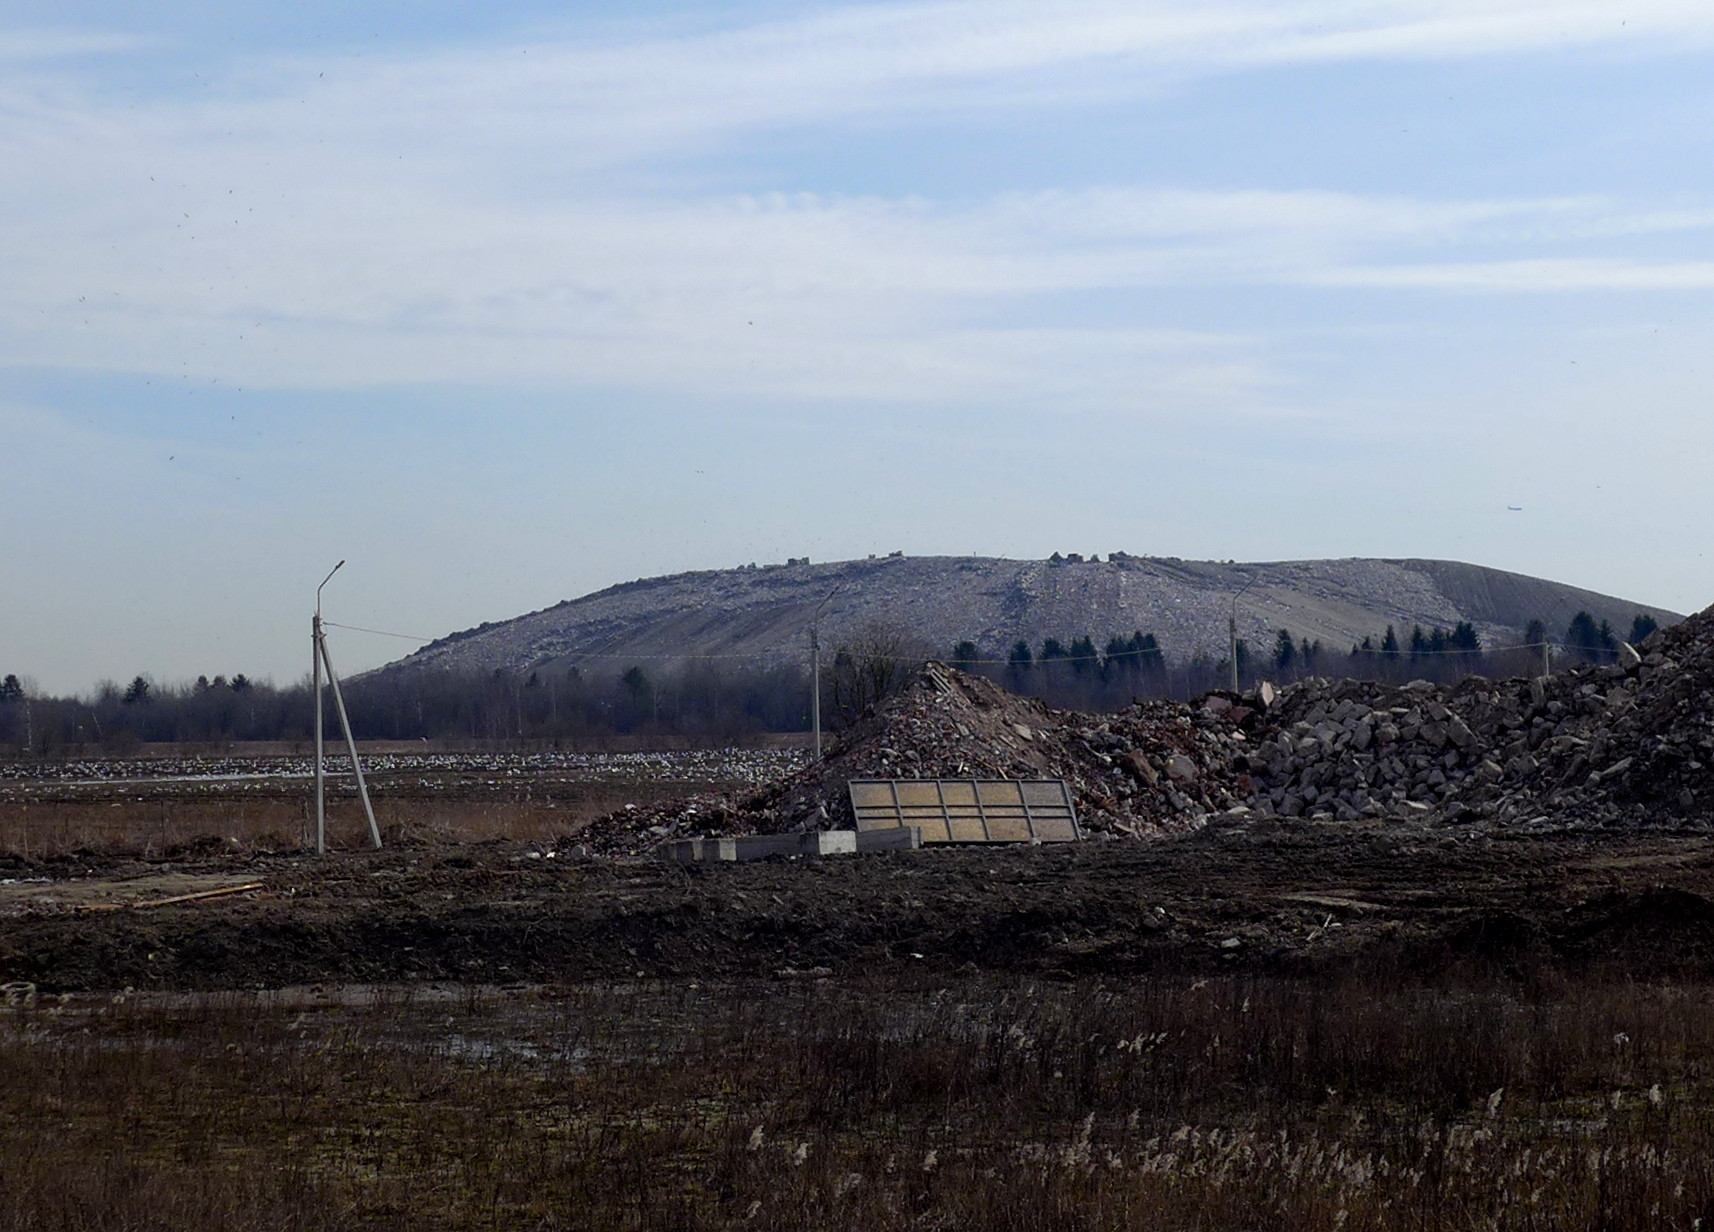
left=826, top=622, right=932, bottom=726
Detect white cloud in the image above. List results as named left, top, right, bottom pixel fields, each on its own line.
left=1317, top=258, right=1714, bottom=291
left=2, top=128, right=1711, bottom=404
left=9, top=1, right=1708, bottom=173
left=1, top=2, right=1712, bottom=406
left=0, top=29, right=148, bottom=62
left=379, top=0, right=1714, bottom=162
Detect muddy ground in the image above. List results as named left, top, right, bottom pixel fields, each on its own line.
left=7, top=820, right=1714, bottom=992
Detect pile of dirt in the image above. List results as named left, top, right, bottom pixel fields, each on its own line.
left=1240, top=607, right=1714, bottom=829
left=573, top=662, right=1254, bottom=855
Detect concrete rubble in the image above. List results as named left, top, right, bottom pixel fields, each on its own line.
left=571, top=602, right=1714, bottom=857
left=1242, top=606, right=1714, bottom=830
left=575, top=662, right=1256, bottom=855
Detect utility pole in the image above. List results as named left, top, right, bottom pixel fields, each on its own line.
left=1229, top=576, right=1257, bottom=693
left=314, top=563, right=336, bottom=853
left=1540, top=638, right=1551, bottom=680
left=808, top=581, right=844, bottom=761
left=811, top=623, right=822, bottom=760
left=313, top=561, right=382, bottom=852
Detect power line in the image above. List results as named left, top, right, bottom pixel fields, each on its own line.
left=322, top=621, right=435, bottom=643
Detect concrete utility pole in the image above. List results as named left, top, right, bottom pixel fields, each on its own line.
left=313, top=561, right=381, bottom=852
left=809, top=582, right=844, bottom=760
left=1229, top=576, right=1258, bottom=693
left=810, top=623, right=821, bottom=759
left=313, top=563, right=338, bottom=853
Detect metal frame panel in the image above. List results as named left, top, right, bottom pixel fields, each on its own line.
left=849, top=779, right=1081, bottom=843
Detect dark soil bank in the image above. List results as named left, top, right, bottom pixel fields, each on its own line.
left=9, top=823, right=1714, bottom=992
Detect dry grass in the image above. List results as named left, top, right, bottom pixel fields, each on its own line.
left=6, top=974, right=1714, bottom=1229
left=0, top=798, right=594, bottom=857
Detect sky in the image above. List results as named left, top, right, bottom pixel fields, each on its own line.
left=3, top=0, right=1712, bottom=693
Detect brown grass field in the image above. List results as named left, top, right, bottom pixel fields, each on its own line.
left=5, top=976, right=1714, bottom=1230
left=0, top=791, right=644, bottom=859
left=8, top=755, right=1714, bottom=1228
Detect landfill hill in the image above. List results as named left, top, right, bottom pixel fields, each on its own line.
left=573, top=596, right=1714, bottom=856
left=381, top=554, right=1677, bottom=680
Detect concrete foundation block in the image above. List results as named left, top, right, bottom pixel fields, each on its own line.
left=799, top=830, right=858, bottom=856
left=855, top=826, right=923, bottom=853
left=657, top=830, right=865, bottom=863
left=657, top=839, right=702, bottom=864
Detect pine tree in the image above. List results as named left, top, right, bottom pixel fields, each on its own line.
left=1136, top=633, right=1164, bottom=681
left=1566, top=611, right=1602, bottom=661
left=1103, top=635, right=1133, bottom=681
left=1067, top=636, right=1098, bottom=679
left=1006, top=641, right=1032, bottom=688
left=1449, top=622, right=1481, bottom=655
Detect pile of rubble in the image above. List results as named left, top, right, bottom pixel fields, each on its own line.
left=573, top=662, right=1253, bottom=855
left=572, top=602, right=1714, bottom=856
left=1240, top=608, right=1714, bottom=829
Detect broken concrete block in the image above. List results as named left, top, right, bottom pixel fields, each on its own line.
left=1166, top=754, right=1199, bottom=783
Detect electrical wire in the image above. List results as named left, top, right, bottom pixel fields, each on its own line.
left=321, top=621, right=436, bottom=643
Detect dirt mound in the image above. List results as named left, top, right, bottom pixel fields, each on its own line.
left=574, top=662, right=1255, bottom=855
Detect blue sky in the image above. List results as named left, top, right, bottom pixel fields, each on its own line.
left=4, top=0, right=1712, bottom=692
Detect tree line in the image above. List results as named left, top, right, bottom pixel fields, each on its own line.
left=0, top=610, right=1665, bottom=755
left=0, top=662, right=816, bottom=756
left=949, top=609, right=1663, bottom=705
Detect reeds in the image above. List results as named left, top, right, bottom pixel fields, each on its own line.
left=5, top=973, right=1714, bottom=1228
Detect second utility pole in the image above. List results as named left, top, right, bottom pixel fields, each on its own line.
left=1229, top=575, right=1257, bottom=693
